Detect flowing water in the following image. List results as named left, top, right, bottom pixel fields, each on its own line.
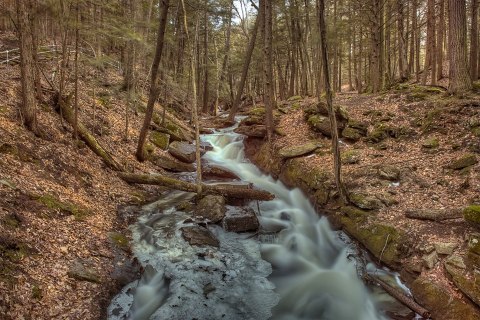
left=108, top=121, right=412, bottom=320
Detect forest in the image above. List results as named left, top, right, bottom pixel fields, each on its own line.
left=0, top=0, right=479, bottom=319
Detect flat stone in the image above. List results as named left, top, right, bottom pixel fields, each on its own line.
left=422, top=251, right=438, bottom=269
left=378, top=165, right=400, bottom=181
left=445, top=255, right=466, bottom=269
left=181, top=226, right=219, bottom=247
left=350, top=192, right=384, bottom=210
left=223, top=206, right=259, bottom=233
left=67, top=260, right=101, bottom=283
left=168, top=141, right=197, bottom=163
left=234, top=125, right=266, bottom=138
left=434, top=242, right=457, bottom=255
left=202, top=165, right=239, bottom=180
left=149, top=131, right=170, bottom=150
left=195, top=195, right=226, bottom=223
left=150, top=154, right=195, bottom=172
left=307, top=115, right=332, bottom=137
left=448, top=154, right=478, bottom=170
left=278, top=141, right=322, bottom=159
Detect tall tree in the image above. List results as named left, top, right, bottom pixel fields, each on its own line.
left=470, top=0, right=478, bottom=80
left=422, top=0, right=436, bottom=85
left=136, top=0, right=170, bottom=162
left=436, top=0, right=445, bottom=80
left=448, top=0, right=473, bottom=92
left=264, top=0, right=274, bottom=141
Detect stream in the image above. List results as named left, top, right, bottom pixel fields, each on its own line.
left=108, top=120, right=413, bottom=320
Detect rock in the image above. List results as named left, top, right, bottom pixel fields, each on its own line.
left=202, top=165, right=239, bottom=180
left=341, top=127, right=363, bottom=142
left=234, top=125, right=266, bottom=138
left=411, top=276, right=480, bottom=320
left=150, top=154, right=195, bottom=172
left=315, top=102, right=349, bottom=121
left=377, top=165, right=400, bottom=181
left=341, top=150, right=360, bottom=164
left=154, top=118, right=193, bottom=142
left=448, top=154, right=478, bottom=170
left=376, top=192, right=398, bottom=206
left=350, top=192, right=384, bottom=210
left=346, top=119, right=368, bottom=134
left=434, top=242, right=457, bottom=255
left=168, top=141, right=197, bottom=163
left=463, top=205, right=480, bottom=226
left=445, top=255, right=466, bottom=269
left=278, top=141, right=322, bottom=158
left=287, top=95, right=302, bottom=101
left=422, top=251, right=438, bottom=269
left=200, top=127, right=214, bottom=134
left=307, top=115, right=333, bottom=137
left=108, top=232, right=130, bottom=252
left=198, top=141, right=213, bottom=152
left=67, top=260, right=101, bottom=283
left=181, top=226, right=219, bottom=247
left=445, top=263, right=480, bottom=308
left=422, top=137, right=439, bottom=149
left=314, top=188, right=330, bottom=205
left=223, top=207, right=259, bottom=232
left=149, top=131, right=170, bottom=150
left=366, top=124, right=389, bottom=143
left=196, top=195, right=226, bottom=223
left=240, top=115, right=263, bottom=126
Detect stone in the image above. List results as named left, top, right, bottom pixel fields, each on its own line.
left=307, top=115, right=332, bottom=137
left=434, top=242, right=457, bottom=255
left=376, top=192, right=399, bottom=206
left=67, top=260, right=101, bottom=283
left=278, top=141, right=322, bottom=158
left=366, top=124, right=389, bottom=143
left=350, top=192, right=384, bottom=210
left=150, top=154, right=195, bottom=172
left=234, top=125, right=266, bottom=138
left=223, top=207, right=259, bottom=233
left=202, top=165, right=239, bottom=180
left=168, top=141, right=197, bottom=163
left=422, top=137, right=439, bottom=149
left=341, top=127, right=363, bottom=142
left=149, top=131, right=170, bottom=150
left=445, top=263, right=480, bottom=308
left=314, top=188, right=329, bottom=205
left=287, top=95, right=302, bottom=101
left=346, top=119, right=368, bottom=134
left=422, top=251, right=438, bottom=269
left=445, top=255, right=466, bottom=269
left=377, top=165, right=400, bottom=181
left=341, top=150, right=360, bottom=164
left=463, top=205, right=480, bottom=225
left=448, top=154, right=478, bottom=170
left=181, top=226, right=219, bottom=247
left=195, top=195, right=226, bottom=223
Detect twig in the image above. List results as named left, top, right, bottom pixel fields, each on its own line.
left=378, top=233, right=390, bottom=265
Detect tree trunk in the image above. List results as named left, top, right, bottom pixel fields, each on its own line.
left=316, top=0, right=348, bottom=204
left=422, top=0, right=436, bottom=85
left=397, top=0, right=408, bottom=81
left=136, top=0, right=170, bottom=162
left=264, top=0, right=274, bottom=142
left=470, top=0, right=478, bottom=80
left=437, top=0, right=445, bottom=80
left=448, top=0, right=473, bottom=92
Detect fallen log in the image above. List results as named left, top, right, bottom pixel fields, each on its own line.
left=118, top=172, right=274, bottom=201
left=405, top=208, right=463, bottom=222
left=56, top=94, right=123, bottom=171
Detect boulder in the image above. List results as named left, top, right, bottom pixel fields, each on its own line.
left=350, top=192, right=383, bottom=210
left=445, top=255, right=466, bottom=269
left=448, top=154, right=478, bottom=170
left=463, top=205, right=480, bottom=226
left=307, top=115, right=333, bottom=137
left=149, top=131, right=170, bottom=150
left=422, top=137, right=439, bottom=149
left=422, top=251, right=438, bottom=269
left=150, top=154, right=195, bottom=172
left=202, top=165, right=239, bottom=180
left=181, top=226, right=219, bottom=247
left=346, top=119, right=368, bottom=134
left=67, top=260, right=101, bottom=283
left=377, top=165, right=400, bottom=181
left=434, top=242, right=457, bottom=255
left=341, top=127, right=363, bottom=142
left=196, top=195, right=226, bottom=223
left=168, top=141, right=197, bottom=163
left=223, top=206, right=259, bottom=233
left=341, top=150, right=360, bottom=164
left=278, top=141, right=322, bottom=159
left=376, top=192, right=398, bottom=206
left=445, top=263, right=480, bottom=308
left=234, top=125, right=266, bottom=138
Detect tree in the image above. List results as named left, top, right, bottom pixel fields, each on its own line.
left=470, top=0, right=478, bottom=80
left=135, top=0, right=170, bottom=162
left=448, top=0, right=472, bottom=93
left=264, top=0, right=274, bottom=141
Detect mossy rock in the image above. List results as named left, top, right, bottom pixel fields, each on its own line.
left=341, top=127, right=363, bottom=142
left=240, top=115, right=264, bottom=126
left=422, top=137, right=439, bottom=149
left=307, top=115, right=332, bottom=137
left=471, top=127, right=480, bottom=137
left=341, top=150, right=360, bottom=164
left=145, top=143, right=155, bottom=155
left=247, top=107, right=266, bottom=116
left=448, top=154, right=478, bottom=170
left=340, top=206, right=370, bottom=222
left=445, top=263, right=480, bottom=307
left=108, top=232, right=130, bottom=252
left=366, top=124, right=389, bottom=143
left=287, top=95, right=302, bottom=102
left=346, top=119, right=368, bottom=134
left=33, top=194, right=90, bottom=221
left=377, top=165, right=400, bottom=181
left=349, top=192, right=383, bottom=210
left=464, top=205, right=480, bottom=226
left=149, top=131, right=170, bottom=150
left=280, top=158, right=332, bottom=192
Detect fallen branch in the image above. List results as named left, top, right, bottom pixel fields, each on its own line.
left=405, top=209, right=463, bottom=222
left=118, top=172, right=275, bottom=201
left=365, top=274, right=431, bottom=319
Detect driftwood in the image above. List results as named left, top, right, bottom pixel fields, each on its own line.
left=365, top=274, right=431, bottom=319
left=118, top=172, right=274, bottom=201
left=56, top=94, right=123, bottom=171
left=405, top=208, right=463, bottom=222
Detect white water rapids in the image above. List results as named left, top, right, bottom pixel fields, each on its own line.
left=108, top=122, right=412, bottom=320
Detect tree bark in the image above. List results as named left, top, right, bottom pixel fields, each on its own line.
left=118, top=172, right=275, bottom=201
left=448, top=0, right=473, bottom=92
left=437, top=0, right=445, bottom=80
left=470, top=0, right=478, bottom=80
left=136, top=0, right=170, bottom=162
left=264, top=0, right=274, bottom=142
left=422, top=0, right=436, bottom=85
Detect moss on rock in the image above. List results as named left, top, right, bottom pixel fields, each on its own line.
left=34, top=194, right=90, bottom=221
left=341, top=150, right=360, bottom=164
left=448, top=154, right=478, bottom=170
left=463, top=205, right=480, bottom=225
left=149, top=131, right=170, bottom=150
left=422, top=137, right=439, bottom=149
left=108, top=232, right=130, bottom=251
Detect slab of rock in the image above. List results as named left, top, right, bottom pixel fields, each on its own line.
left=422, top=251, right=438, bottom=269
left=234, top=125, right=266, bottom=138
left=195, top=195, right=226, bottom=223
left=350, top=193, right=384, bottom=210
left=67, top=260, right=101, bottom=283
left=223, top=207, right=259, bottom=233
left=278, top=141, right=322, bottom=159
left=377, top=165, right=400, bottom=181
left=181, top=226, right=219, bottom=247
left=341, top=127, right=363, bottom=142
left=307, top=115, right=332, bottom=137
left=463, top=205, right=480, bottom=226
left=445, top=263, right=480, bottom=308
left=149, top=131, right=170, bottom=150
left=434, top=242, right=457, bottom=255
left=445, top=255, right=466, bottom=269
left=151, top=154, right=195, bottom=172
left=447, top=154, right=478, bottom=170
left=202, top=165, right=239, bottom=180
left=168, top=141, right=197, bottom=163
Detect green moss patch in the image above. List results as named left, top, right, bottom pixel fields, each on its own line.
left=149, top=131, right=170, bottom=150
left=108, top=232, right=130, bottom=251
left=463, top=205, right=480, bottom=225
left=33, top=194, right=91, bottom=221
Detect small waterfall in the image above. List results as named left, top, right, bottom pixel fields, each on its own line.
left=108, top=121, right=409, bottom=320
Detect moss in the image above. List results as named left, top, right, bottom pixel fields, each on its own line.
left=248, top=107, right=266, bottom=116
left=149, top=131, right=170, bottom=150
left=471, top=127, right=480, bottom=137
left=287, top=95, right=302, bottom=102
left=342, top=127, right=363, bottom=141
left=291, top=102, right=301, bottom=110
left=32, top=285, right=43, bottom=300
left=422, top=137, right=439, bottom=149
left=1, top=213, right=21, bottom=229
left=463, top=205, right=480, bottom=225
left=145, top=143, right=155, bottom=155
left=341, top=150, right=360, bottom=164
left=340, top=206, right=369, bottom=222
left=448, top=154, right=478, bottom=170
left=34, top=194, right=90, bottom=221
left=349, top=192, right=383, bottom=210
left=366, top=124, right=389, bottom=143
left=108, top=232, right=129, bottom=251
left=421, top=109, right=443, bottom=133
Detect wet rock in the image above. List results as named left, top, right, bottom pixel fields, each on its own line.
left=200, top=127, right=214, bottom=134
left=202, top=165, right=239, bottom=180
left=195, top=195, right=226, bottom=223
left=198, top=141, right=213, bottom=152
left=447, top=154, right=478, bottom=170
left=434, top=242, right=457, bottom=255
left=234, top=125, right=266, bottom=138
left=341, top=150, right=360, bottom=164
left=411, top=276, right=480, bottom=320
left=445, top=263, right=480, bottom=308
left=377, top=165, right=400, bottom=181
left=349, top=192, right=383, bottom=210
left=422, top=251, right=438, bottom=269
left=278, top=141, right=322, bottom=159
left=463, top=205, right=480, bottom=226
left=149, top=131, right=170, bottom=150
left=223, top=206, right=259, bottom=233
left=67, top=260, right=101, bottom=283
left=180, top=226, right=219, bottom=247
left=168, top=141, right=197, bottom=163
left=150, top=154, right=195, bottom=172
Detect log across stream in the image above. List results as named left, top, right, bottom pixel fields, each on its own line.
left=108, top=120, right=416, bottom=320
